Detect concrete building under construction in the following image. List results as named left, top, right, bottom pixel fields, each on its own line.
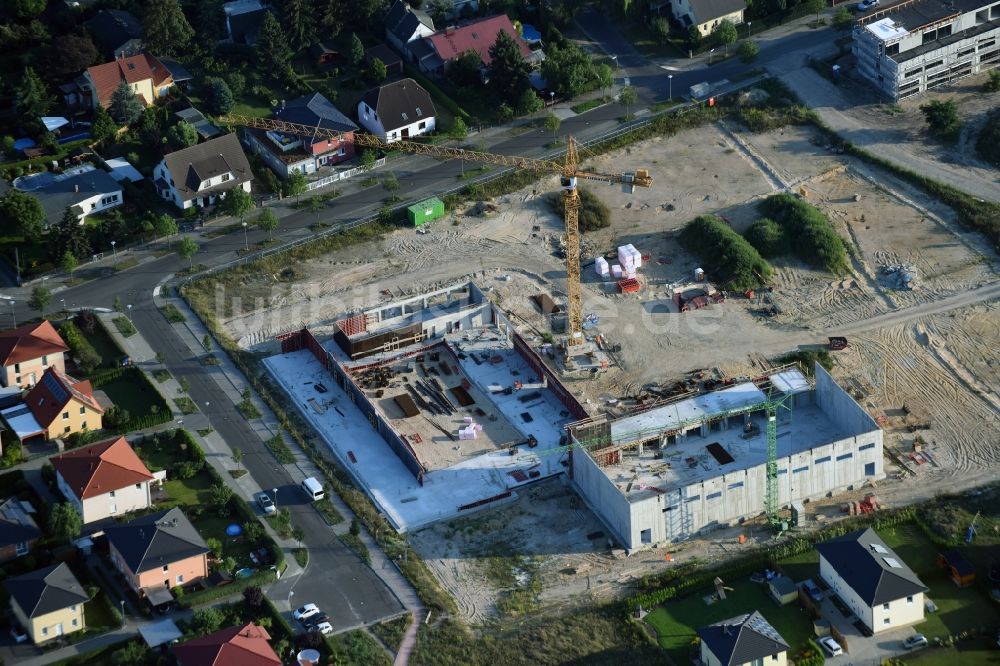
left=568, top=366, right=885, bottom=551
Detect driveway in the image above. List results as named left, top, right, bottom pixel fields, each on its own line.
left=815, top=592, right=919, bottom=664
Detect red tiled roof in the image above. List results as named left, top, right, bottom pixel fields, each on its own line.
left=51, top=436, right=153, bottom=500
left=0, top=321, right=69, bottom=367
left=172, top=623, right=282, bottom=666
left=426, top=14, right=531, bottom=66
left=85, top=53, right=173, bottom=108
left=25, top=367, right=104, bottom=430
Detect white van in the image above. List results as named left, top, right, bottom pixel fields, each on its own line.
left=300, top=476, right=324, bottom=502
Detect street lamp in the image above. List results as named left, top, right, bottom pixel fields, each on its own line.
left=61, top=298, right=66, bottom=314
left=120, top=599, right=125, bottom=627
left=611, top=54, right=618, bottom=71
left=747, top=21, right=752, bottom=38
left=708, top=48, right=716, bottom=64
left=9, top=300, right=15, bottom=328
left=668, top=74, right=673, bottom=101
left=273, top=487, right=278, bottom=510
left=127, top=303, right=133, bottom=323
left=549, top=91, right=555, bottom=107
left=110, top=240, right=117, bottom=259
left=241, top=221, right=249, bottom=251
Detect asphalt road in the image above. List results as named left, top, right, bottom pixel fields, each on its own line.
left=132, top=302, right=403, bottom=626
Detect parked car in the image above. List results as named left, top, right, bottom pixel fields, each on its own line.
left=9, top=624, right=27, bottom=643
left=858, top=0, right=880, bottom=10
left=313, top=621, right=333, bottom=635
left=902, top=634, right=928, bottom=650
left=820, top=636, right=843, bottom=657
left=293, top=603, right=320, bottom=621
left=304, top=613, right=329, bottom=631
left=802, top=578, right=824, bottom=603
left=256, top=492, right=276, bottom=514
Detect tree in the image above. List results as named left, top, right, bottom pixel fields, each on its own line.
left=231, top=447, right=243, bottom=470
left=619, top=85, right=637, bottom=117
left=209, top=483, right=234, bottom=514
left=256, top=11, right=293, bottom=75
left=16, top=66, right=53, bottom=118
left=61, top=251, right=78, bottom=276
left=985, top=69, right=1000, bottom=93
left=349, top=32, right=364, bottom=64
left=448, top=50, right=483, bottom=87
left=368, top=57, right=388, bottom=83
left=91, top=106, right=118, bottom=146
left=206, top=537, right=223, bottom=558
left=190, top=607, right=225, bottom=636
left=291, top=526, right=304, bottom=547
left=920, top=99, right=961, bottom=137
left=142, top=0, right=194, bottom=56
left=111, top=640, right=148, bottom=666
left=832, top=6, right=854, bottom=30
left=541, top=43, right=599, bottom=98
left=307, top=196, right=323, bottom=213
left=488, top=30, right=531, bottom=105
left=178, top=237, right=199, bottom=265
left=714, top=20, right=738, bottom=55
left=283, top=170, right=308, bottom=202
left=167, top=121, right=198, bottom=149
left=50, top=207, right=91, bottom=261
left=222, top=187, right=254, bottom=223
left=688, top=24, right=702, bottom=48
left=804, top=0, right=825, bottom=21
left=153, top=214, right=178, bottom=243
left=257, top=208, right=279, bottom=239
left=516, top=87, right=542, bottom=115
left=738, top=40, right=760, bottom=64
left=11, top=0, right=46, bottom=19
left=109, top=80, right=143, bottom=126
left=450, top=116, right=468, bottom=139
left=50, top=34, right=99, bottom=79
left=205, top=77, right=235, bottom=116
left=29, top=285, right=51, bottom=316
left=282, top=0, right=316, bottom=48
left=650, top=16, right=671, bottom=45
left=595, top=63, right=613, bottom=98
left=0, top=189, right=45, bottom=242
left=48, top=503, right=81, bottom=541
left=360, top=149, right=378, bottom=171
left=243, top=585, right=264, bottom=610
left=543, top=111, right=561, bottom=135
left=382, top=171, right=399, bottom=192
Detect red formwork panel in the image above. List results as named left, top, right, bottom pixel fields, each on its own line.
left=617, top=278, right=641, bottom=294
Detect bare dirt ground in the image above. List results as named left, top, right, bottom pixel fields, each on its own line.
left=219, top=120, right=1000, bottom=624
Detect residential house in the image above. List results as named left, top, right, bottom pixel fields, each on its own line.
left=173, top=622, right=282, bottom=666
left=105, top=507, right=210, bottom=598
left=0, top=320, right=69, bottom=389
left=4, top=563, right=89, bottom=644
left=358, top=79, right=437, bottom=143
left=51, top=436, right=156, bottom=524
left=153, top=133, right=253, bottom=210
left=365, top=43, right=405, bottom=75
left=669, top=0, right=745, bottom=37
left=23, top=367, right=104, bottom=440
left=696, top=611, right=790, bottom=666
left=0, top=497, right=41, bottom=563
left=816, top=527, right=928, bottom=634
left=244, top=94, right=358, bottom=179
left=416, top=14, right=538, bottom=77
left=223, top=0, right=271, bottom=45
left=385, top=0, right=436, bottom=59
left=80, top=52, right=174, bottom=110
left=85, top=9, right=143, bottom=57
left=34, top=168, right=123, bottom=229
left=852, top=0, right=1000, bottom=101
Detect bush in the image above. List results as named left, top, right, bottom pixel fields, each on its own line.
left=678, top=215, right=773, bottom=290
left=920, top=99, right=961, bottom=139
left=60, top=320, right=101, bottom=374
left=975, top=110, right=1000, bottom=167
left=743, top=217, right=788, bottom=257
left=549, top=188, right=611, bottom=232
left=985, top=68, right=1000, bottom=93
left=757, top=193, right=849, bottom=274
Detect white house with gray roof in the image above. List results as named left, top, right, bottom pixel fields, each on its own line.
left=817, top=527, right=928, bottom=634
left=31, top=168, right=123, bottom=228
left=358, top=79, right=437, bottom=143
left=697, top=611, right=789, bottom=666
left=153, top=133, right=252, bottom=210
left=669, top=0, right=745, bottom=36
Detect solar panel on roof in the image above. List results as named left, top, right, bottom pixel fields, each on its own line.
left=884, top=557, right=902, bottom=568
left=41, top=372, right=69, bottom=403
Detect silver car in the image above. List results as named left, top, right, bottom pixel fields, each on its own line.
left=256, top=492, right=276, bottom=514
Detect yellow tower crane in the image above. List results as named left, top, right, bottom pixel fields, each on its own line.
left=221, top=114, right=652, bottom=350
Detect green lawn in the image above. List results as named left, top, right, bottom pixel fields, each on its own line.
left=86, top=320, right=125, bottom=368
left=95, top=369, right=166, bottom=420
left=645, top=576, right=815, bottom=663
left=192, top=513, right=256, bottom=566
left=83, top=594, right=119, bottom=630
left=162, top=470, right=214, bottom=507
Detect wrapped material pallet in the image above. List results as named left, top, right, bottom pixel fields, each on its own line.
left=595, top=256, right=610, bottom=278
left=611, top=264, right=623, bottom=279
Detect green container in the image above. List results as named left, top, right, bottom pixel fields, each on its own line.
left=407, top=197, right=445, bottom=226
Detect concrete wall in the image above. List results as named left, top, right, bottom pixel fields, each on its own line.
left=570, top=441, right=634, bottom=547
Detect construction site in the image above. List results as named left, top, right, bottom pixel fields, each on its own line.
left=213, top=109, right=1000, bottom=620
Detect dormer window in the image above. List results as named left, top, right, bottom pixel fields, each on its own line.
left=416, top=107, right=422, bottom=117
left=221, top=173, right=230, bottom=182
left=402, top=112, right=408, bottom=121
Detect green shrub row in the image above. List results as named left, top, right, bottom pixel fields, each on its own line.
left=177, top=569, right=276, bottom=608
left=678, top=215, right=773, bottom=290
left=755, top=193, right=850, bottom=274
left=627, top=506, right=917, bottom=610
left=59, top=321, right=101, bottom=374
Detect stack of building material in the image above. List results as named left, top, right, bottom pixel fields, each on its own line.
left=458, top=421, right=483, bottom=440
left=611, top=264, right=623, bottom=279
left=595, top=256, right=610, bottom=279
left=618, top=245, right=642, bottom=276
